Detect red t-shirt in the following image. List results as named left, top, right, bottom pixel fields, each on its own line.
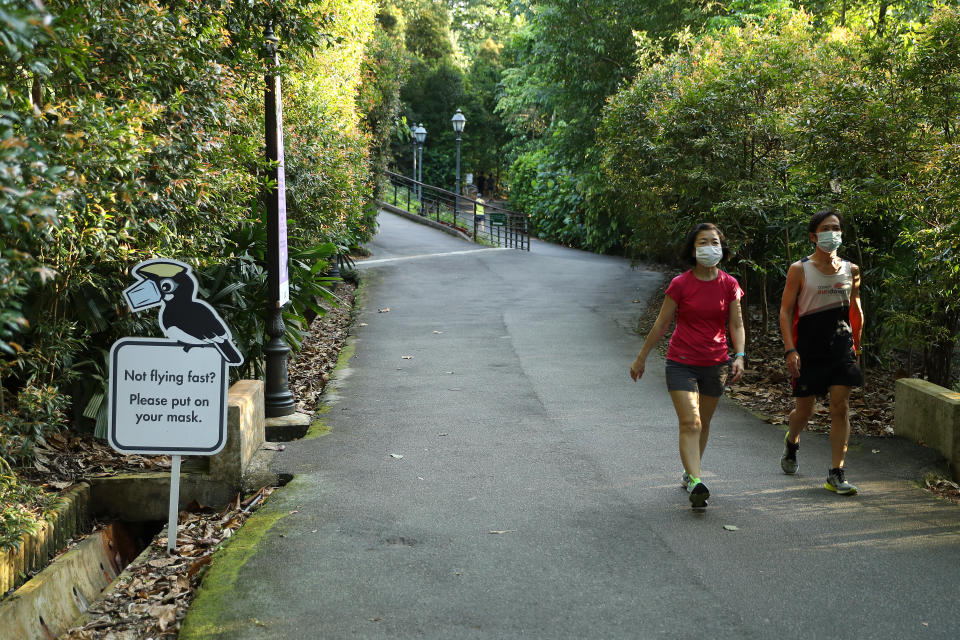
left=665, top=270, right=744, bottom=367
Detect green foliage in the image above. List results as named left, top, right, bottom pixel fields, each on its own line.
left=596, top=5, right=960, bottom=385
left=0, top=0, right=394, bottom=457
left=0, top=456, right=64, bottom=551
left=0, top=385, right=68, bottom=466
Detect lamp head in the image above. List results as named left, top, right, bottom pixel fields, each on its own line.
left=451, top=109, right=466, bottom=133
left=414, top=123, right=427, bottom=144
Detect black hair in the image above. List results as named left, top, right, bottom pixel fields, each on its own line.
left=808, top=208, right=843, bottom=235
left=681, top=222, right=730, bottom=266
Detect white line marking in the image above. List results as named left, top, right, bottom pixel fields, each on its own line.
left=357, top=248, right=510, bottom=266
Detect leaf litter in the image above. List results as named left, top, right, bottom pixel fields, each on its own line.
left=61, top=487, right=278, bottom=640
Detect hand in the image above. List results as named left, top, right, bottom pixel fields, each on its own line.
left=630, top=356, right=646, bottom=381
left=786, top=351, right=801, bottom=378
left=730, top=356, right=744, bottom=383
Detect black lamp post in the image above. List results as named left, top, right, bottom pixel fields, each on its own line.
left=451, top=109, right=466, bottom=215
left=263, top=24, right=295, bottom=418
left=411, top=123, right=417, bottom=188
left=414, top=123, right=427, bottom=203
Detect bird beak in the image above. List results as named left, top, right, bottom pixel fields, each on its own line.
left=124, top=279, right=162, bottom=311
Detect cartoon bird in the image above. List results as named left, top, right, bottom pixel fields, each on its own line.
left=123, top=259, right=243, bottom=365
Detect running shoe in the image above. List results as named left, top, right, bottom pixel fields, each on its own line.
left=688, top=478, right=710, bottom=508
left=825, top=468, right=858, bottom=495
left=681, top=470, right=691, bottom=489
left=781, top=434, right=799, bottom=475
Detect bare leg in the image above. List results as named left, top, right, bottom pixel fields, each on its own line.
left=669, top=390, right=703, bottom=478
left=828, top=385, right=853, bottom=469
left=787, top=396, right=816, bottom=444
left=698, top=395, right=721, bottom=462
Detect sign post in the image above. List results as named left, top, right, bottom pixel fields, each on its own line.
left=109, top=259, right=243, bottom=553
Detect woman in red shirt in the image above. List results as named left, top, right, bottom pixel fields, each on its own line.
left=630, top=223, right=746, bottom=509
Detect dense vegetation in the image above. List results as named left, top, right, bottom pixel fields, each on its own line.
left=478, top=0, right=958, bottom=388
left=1, top=0, right=404, bottom=475
left=2, top=1, right=959, bottom=541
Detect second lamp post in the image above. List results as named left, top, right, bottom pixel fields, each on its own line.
left=413, top=123, right=426, bottom=203
left=451, top=109, right=466, bottom=215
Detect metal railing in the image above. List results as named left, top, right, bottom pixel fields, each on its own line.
left=383, top=171, right=529, bottom=250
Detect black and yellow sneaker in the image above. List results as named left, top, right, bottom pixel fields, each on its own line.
left=825, top=467, right=858, bottom=495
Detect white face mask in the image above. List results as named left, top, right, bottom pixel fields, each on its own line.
left=816, top=230, right=842, bottom=253
left=695, top=245, right=723, bottom=267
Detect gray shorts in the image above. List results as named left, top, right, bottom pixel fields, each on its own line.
left=665, top=359, right=730, bottom=397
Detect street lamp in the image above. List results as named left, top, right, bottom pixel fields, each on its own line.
left=451, top=109, right=466, bottom=215
left=411, top=122, right=417, bottom=193
left=263, top=23, right=295, bottom=418
left=413, top=123, right=427, bottom=203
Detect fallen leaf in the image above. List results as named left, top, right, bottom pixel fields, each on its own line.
left=378, top=308, right=390, bottom=313
left=148, top=604, right=177, bottom=630
left=148, top=558, right=176, bottom=568
left=723, top=525, right=739, bottom=531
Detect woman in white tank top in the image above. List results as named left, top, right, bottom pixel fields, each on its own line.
left=778, top=209, right=864, bottom=495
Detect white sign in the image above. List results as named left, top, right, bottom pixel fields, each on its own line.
left=108, top=339, right=227, bottom=455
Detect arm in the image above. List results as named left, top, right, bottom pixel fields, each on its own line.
left=779, top=262, right=803, bottom=378
left=850, top=263, right=864, bottom=359
left=630, top=294, right=678, bottom=381
left=728, top=296, right=745, bottom=383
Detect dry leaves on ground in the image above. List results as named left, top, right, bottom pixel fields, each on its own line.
left=61, top=488, right=277, bottom=640
left=288, top=282, right=356, bottom=414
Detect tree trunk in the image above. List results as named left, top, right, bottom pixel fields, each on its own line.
left=877, top=1, right=889, bottom=38
left=926, top=312, right=958, bottom=388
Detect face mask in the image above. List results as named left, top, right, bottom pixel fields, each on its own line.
left=816, top=230, right=842, bottom=253
left=695, top=245, right=723, bottom=267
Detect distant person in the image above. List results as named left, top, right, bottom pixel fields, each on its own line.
left=778, top=208, right=864, bottom=495
left=630, top=223, right=745, bottom=509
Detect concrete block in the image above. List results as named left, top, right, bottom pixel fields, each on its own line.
left=895, top=378, right=960, bottom=480
left=89, top=472, right=238, bottom=522
left=265, top=411, right=311, bottom=441
left=0, top=527, right=121, bottom=640
left=208, top=380, right=265, bottom=490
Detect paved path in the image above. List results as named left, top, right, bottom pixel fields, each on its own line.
left=183, top=211, right=960, bottom=639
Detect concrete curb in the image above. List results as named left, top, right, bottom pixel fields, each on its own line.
left=0, top=482, right=90, bottom=595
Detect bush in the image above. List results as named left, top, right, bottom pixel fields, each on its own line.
left=0, top=386, right=68, bottom=466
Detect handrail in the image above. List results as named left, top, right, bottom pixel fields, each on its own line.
left=382, top=171, right=529, bottom=250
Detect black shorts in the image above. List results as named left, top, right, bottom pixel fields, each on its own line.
left=792, top=356, right=863, bottom=397
left=665, top=359, right=730, bottom=397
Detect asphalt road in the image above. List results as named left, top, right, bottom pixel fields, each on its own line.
left=182, top=211, right=960, bottom=640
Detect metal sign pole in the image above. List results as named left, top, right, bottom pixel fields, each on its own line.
left=167, top=454, right=181, bottom=554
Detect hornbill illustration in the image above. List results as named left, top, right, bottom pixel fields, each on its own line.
left=123, top=259, right=243, bottom=365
